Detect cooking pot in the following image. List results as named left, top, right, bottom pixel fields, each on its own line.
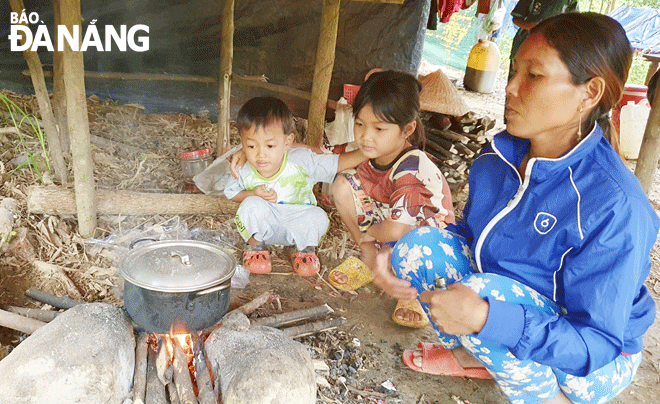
left=120, top=239, right=236, bottom=334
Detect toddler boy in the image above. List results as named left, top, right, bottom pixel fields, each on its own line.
left=224, top=96, right=365, bottom=276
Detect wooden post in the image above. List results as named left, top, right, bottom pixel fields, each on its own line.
left=8, top=0, right=68, bottom=184
left=217, top=0, right=234, bottom=156
left=634, top=90, right=660, bottom=195
left=59, top=0, right=97, bottom=237
left=52, top=0, right=71, bottom=155
left=307, top=0, right=341, bottom=148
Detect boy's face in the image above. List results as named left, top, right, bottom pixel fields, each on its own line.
left=240, top=121, right=294, bottom=178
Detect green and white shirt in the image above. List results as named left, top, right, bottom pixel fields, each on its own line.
left=224, top=148, right=339, bottom=205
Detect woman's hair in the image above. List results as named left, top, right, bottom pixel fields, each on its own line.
left=236, top=96, right=295, bottom=136
left=351, top=70, right=425, bottom=148
left=531, top=12, right=633, bottom=141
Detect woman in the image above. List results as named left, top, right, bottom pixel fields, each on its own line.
left=375, top=12, right=659, bottom=404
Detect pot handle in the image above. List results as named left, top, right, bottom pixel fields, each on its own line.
left=192, top=281, right=231, bottom=297
left=129, top=238, right=159, bottom=250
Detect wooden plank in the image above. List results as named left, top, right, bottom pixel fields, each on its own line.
left=634, top=87, right=660, bottom=195
left=217, top=0, right=234, bottom=156
left=307, top=0, right=341, bottom=148
left=26, top=186, right=239, bottom=216
left=8, top=0, right=68, bottom=184
left=60, top=0, right=97, bottom=237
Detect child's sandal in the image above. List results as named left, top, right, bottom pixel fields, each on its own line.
left=290, top=247, right=320, bottom=277
left=243, top=245, right=272, bottom=274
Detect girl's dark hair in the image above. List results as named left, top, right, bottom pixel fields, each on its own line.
left=352, top=70, right=425, bottom=148
left=648, top=69, right=659, bottom=108
left=531, top=12, right=632, bottom=142
left=236, top=96, right=295, bottom=135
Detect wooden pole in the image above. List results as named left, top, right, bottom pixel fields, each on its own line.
left=60, top=0, right=97, bottom=237
left=8, top=0, right=68, bottom=184
left=133, top=332, right=149, bottom=404
left=26, top=186, right=239, bottom=216
left=0, top=308, right=47, bottom=335
left=217, top=0, right=234, bottom=156
left=52, top=0, right=71, bottom=155
left=307, top=0, right=341, bottom=148
left=634, top=91, right=660, bottom=195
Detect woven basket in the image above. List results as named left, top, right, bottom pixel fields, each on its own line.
left=419, top=69, right=470, bottom=117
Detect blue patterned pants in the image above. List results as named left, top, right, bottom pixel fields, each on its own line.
left=391, top=227, right=641, bottom=404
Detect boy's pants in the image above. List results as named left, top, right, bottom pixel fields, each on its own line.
left=235, top=196, right=329, bottom=251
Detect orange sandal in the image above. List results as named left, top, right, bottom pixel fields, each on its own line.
left=243, top=247, right=272, bottom=274
left=290, top=248, right=320, bottom=277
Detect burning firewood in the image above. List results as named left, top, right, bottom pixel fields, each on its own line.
left=191, top=333, right=216, bottom=404
left=171, top=336, right=198, bottom=404
left=146, top=344, right=167, bottom=404
left=132, top=332, right=149, bottom=404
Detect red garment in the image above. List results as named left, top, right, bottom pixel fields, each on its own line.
left=439, top=0, right=464, bottom=23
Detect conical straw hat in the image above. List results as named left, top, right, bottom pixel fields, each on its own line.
left=419, top=69, right=470, bottom=117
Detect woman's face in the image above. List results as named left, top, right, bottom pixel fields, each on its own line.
left=506, top=33, right=586, bottom=149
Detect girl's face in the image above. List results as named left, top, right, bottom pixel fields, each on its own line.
left=505, top=33, right=587, bottom=153
left=241, top=121, right=294, bottom=178
left=353, top=103, right=414, bottom=166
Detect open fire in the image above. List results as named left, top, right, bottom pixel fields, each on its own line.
left=133, top=325, right=218, bottom=404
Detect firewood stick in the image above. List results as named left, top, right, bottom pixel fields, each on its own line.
left=425, top=134, right=455, bottom=152
left=156, top=336, right=173, bottom=386
left=0, top=308, right=47, bottom=334
left=167, top=382, right=181, bottom=404
left=25, top=288, right=84, bottom=309
left=172, top=337, right=198, bottom=404
left=231, top=290, right=272, bottom=315
left=133, top=332, right=149, bottom=404
left=425, top=137, right=457, bottom=158
left=4, top=305, right=60, bottom=322
left=452, top=142, right=475, bottom=158
left=191, top=334, right=215, bottom=404
left=282, top=317, right=345, bottom=338
left=251, top=304, right=334, bottom=328
left=146, top=343, right=168, bottom=404
left=426, top=127, right=471, bottom=144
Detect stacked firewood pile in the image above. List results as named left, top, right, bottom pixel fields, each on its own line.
left=422, top=111, right=496, bottom=192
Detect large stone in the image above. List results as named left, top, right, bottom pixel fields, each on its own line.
left=205, top=311, right=316, bottom=404
left=0, top=303, right=135, bottom=404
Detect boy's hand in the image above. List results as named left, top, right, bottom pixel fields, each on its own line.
left=230, top=149, right=248, bottom=179
left=254, top=185, right=278, bottom=203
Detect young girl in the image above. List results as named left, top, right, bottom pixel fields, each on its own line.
left=327, top=70, right=455, bottom=328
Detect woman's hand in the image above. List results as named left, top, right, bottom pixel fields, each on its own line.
left=419, top=284, right=489, bottom=336
left=230, top=149, right=247, bottom=179
left=253, top=185, right=277, bottom=203
left=371, top=247, right=418, bottom=301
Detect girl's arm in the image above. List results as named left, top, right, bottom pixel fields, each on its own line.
left=336, top=149, right=368, bottom=172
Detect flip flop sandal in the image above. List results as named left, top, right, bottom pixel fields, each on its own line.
left=392, top=299, right=430, bottom=328
left=402, top=342, right=493, bottom=379
left=326, top=256, right=375, bottom=291
left=243, top=246, right=272, bottom=274
left=290, top=248, right=320, bottom=277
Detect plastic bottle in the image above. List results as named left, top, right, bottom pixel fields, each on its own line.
left=464, top=39, right=501, bottom=94
left=619, top=101, right=650, bottom=159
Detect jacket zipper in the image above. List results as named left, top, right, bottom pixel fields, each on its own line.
left=474, top=155, right=535, bottom=272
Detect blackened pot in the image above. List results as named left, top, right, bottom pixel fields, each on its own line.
left=120, top=239, right=236, bottom=334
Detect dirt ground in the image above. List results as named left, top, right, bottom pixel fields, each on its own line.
left=1, top=70, right=660, bottom=404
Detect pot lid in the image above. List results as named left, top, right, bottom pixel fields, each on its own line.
left=120, top=240, right=236, bottom=292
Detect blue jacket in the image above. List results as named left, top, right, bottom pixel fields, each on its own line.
left=449, top=125, right=659, bottom=376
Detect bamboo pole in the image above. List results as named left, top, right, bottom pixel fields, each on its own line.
left=52, top=0, right=70, bottom=155
left=217, top=0, right=235, bottom=156
left=307, top=0, right=341, bottom=148
left=8, top=0, right=68, bottom=184
left=634, top=91, right=660, bottom=195
left=60, top=0, right=97, bottom=237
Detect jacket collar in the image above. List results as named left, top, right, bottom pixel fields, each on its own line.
left=491, top=124, right=603, bottom=182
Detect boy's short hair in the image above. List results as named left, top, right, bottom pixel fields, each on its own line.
left=237, top=96, right=295, bottom=135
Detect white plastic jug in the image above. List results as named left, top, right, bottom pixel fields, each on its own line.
left=619, top=100, right=650, bottom=159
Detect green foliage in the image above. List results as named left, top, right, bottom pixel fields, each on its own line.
left=628, top=55, right=651, bottom=85
left=0, top=93, right=51, bottom=181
